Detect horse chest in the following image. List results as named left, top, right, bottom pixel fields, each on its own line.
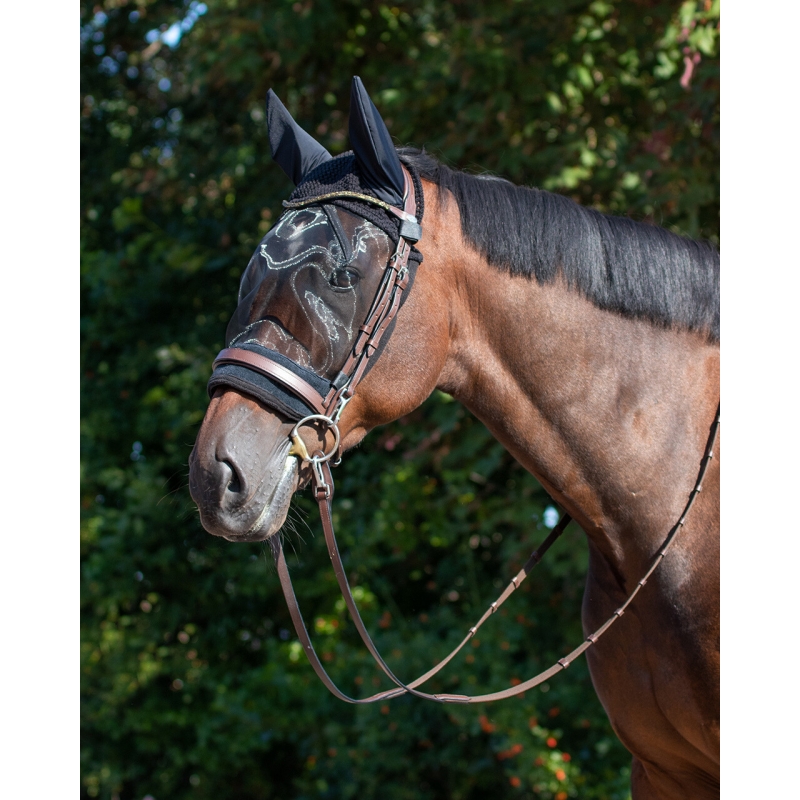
left=582, top=545, right=719, bottom=793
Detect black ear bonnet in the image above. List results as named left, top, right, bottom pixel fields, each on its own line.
left=268, top=75, right=424, bottom=265
left=347, top=76, right=406, bottom=206
left=266, top=89, right=332, bottom=185
left=207, top=77, right=424, bottom=419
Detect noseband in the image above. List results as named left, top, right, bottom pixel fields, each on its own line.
left=208, top=165, right=721, bottom=704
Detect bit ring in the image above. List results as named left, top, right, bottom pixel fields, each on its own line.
left=289, top=414, right=340, bottom=464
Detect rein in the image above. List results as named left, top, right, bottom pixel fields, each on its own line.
left=208, top=165, right=721, bottom=704
left=273, top=407, right=718, bottom=704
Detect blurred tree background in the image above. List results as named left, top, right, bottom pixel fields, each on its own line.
left=80, top=1, right=719, bottom=798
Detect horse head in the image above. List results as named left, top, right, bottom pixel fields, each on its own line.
left=189, top=78, right=451, bottom=541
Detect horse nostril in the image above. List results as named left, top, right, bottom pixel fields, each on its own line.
left=220, top=459, right=242, bottom=494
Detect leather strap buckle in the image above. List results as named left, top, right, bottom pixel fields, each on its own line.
left=312, top=460, right=332, bottom=499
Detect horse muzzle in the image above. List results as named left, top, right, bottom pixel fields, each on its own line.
left=189, top=389, right=302, bottom=541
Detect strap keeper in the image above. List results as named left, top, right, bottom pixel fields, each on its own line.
left=331, top=371, right=349, bottom=391
left=399, top=218, right=422, bottom=243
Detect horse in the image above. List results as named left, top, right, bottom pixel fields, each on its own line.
left=189, top=77, right=720, bottom=799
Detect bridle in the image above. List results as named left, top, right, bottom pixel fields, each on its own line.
left=208, top=164, right=721, bottom=704
left=211, top=167, right=423, bottom=444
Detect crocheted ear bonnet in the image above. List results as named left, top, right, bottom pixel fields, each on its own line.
left=285, top=152, right=425, bottom=266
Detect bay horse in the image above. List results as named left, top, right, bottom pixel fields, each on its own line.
left=189, top=77, right=720, bottom=799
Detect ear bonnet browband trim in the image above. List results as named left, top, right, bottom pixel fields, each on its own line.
left=285, top=191, right=422, bottom=246
left=284, top=191, right=417, bottom=224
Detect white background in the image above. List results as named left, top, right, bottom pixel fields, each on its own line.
left=1, top=1, right=795, bottom=795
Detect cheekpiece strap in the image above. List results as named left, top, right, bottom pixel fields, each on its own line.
left=320, top=165, right=419, bottom=419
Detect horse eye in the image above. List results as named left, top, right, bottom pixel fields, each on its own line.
left=330, top=267, right=360, bottom=289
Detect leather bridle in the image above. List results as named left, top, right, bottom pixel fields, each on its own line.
left=208, top=164, right=721, bottom=704
left=212, top=166, right=422, bottom=434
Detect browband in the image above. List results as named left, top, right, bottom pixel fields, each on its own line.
left=283, top=190, right=422, bottom=237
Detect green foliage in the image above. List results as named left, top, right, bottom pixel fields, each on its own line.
left=81, top=1, right=718, bottom=798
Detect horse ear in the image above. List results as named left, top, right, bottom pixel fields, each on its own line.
left=266, top=89, right=332, bottom=185
left=348, top=76, right=405, bottom=206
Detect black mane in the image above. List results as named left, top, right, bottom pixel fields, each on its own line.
left=399, top=149, right=719, bottom=342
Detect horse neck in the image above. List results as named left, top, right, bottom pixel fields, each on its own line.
left=431, top=211, right=720, bottom=579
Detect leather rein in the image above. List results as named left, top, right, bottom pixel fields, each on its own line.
left=209, top=165, right=721, bottom=704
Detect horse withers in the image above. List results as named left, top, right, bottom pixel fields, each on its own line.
left=189, top=78, right=720, bottom=799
